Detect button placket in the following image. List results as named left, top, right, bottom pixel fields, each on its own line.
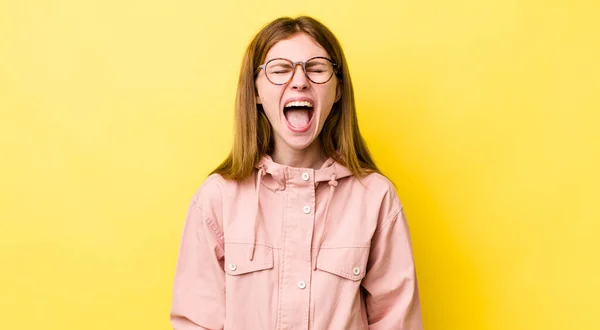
left=279, top=169, right=313, bottom=325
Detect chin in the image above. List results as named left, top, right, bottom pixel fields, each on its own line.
left=281, top=134, right=319, bottom=151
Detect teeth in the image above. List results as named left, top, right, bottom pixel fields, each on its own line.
left=285, top=100, right=313, bottom=108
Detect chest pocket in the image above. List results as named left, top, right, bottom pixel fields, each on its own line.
left=224, top=243, right=274, bottom=275
left=315, top=247, right=370, bottom=281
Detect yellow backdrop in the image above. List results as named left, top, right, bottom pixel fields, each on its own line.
left=1, top=0, right=598, bottom=329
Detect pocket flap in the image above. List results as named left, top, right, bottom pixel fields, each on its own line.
left=315, top=247, right=370, bottom=281
left=224, top=243, right=274, bottom=276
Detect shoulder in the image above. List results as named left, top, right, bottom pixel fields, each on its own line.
left=361, top=172, right=397, bottom=191
left=358, top=172, right=404, bottom=226
left=192, top=174, right=225, bottom=202
left=187, top=173, right=233, bottom=227
left=361, top=172, right=402, bottom=204
left=191, top=172, right=255, bottom=208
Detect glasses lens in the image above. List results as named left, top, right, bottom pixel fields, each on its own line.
left=265, top=59, right=294, bottom=84
left=306, top=58, right=334, bottom=84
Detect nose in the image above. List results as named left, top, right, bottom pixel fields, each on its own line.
left=289, top=64, right=309, bottom=90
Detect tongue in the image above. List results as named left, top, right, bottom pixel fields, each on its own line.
left=285, top=109, right=311, bottom=128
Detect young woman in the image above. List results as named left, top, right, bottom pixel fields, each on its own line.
left=171, top=16, right=423, bottom=330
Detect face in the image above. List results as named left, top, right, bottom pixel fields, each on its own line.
left=255, top=33, right=340, bottom=155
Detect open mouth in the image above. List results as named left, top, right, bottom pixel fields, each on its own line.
left=283, top=100, right=314, bottom=131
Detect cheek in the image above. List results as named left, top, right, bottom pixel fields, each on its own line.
left=256, top=84, right=282, bottom=120
left=318, top=85, right=338, bottom=111
left=256, top=81, right=280, bottom=104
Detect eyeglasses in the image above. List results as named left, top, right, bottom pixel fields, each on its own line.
left=257, top=56, right=338, bottom=85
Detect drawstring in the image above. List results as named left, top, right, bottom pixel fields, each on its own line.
left=313, top=174, right=338, bottom=270
left=249, top=166, right=266, bottom=260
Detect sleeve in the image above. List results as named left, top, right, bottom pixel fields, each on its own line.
left=170, top=178, right=226, bottom=330
left=361, top=206, right=423, bottom=330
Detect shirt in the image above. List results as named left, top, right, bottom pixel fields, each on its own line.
left=170, top=154, right=423, bottom=329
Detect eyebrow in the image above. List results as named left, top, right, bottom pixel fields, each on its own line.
left=263, top=56, right=332, bottom=63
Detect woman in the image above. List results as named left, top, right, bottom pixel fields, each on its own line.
left=171, top=16, right=423, bottom=329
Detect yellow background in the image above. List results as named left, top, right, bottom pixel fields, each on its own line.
left=1, top=0, right=599, bottom=329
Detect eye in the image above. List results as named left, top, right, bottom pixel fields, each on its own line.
left=272, top=69, right=291, bottom=74
left=306, top=60, right=330, bottom=74
left=266, top=60, right=293, bottom=75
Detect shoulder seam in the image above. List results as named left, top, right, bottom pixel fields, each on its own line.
left=371, top=205, right=403, bottom=243
left=205, top=214, right=225, bottom=247
left=194, top=174, right=226, bottom=247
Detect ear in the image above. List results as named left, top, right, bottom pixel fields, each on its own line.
left=334, top=81, right=342, bottom=103
left=255, top=88, right=262, bottom=105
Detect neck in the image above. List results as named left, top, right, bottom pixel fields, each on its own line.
left=271, top=140, right=326, bottom=169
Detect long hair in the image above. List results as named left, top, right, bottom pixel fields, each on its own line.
left=212, top=16, right=379, bottom=180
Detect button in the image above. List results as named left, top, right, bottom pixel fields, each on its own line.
left=298, top=281, right=306, bottom=289
left=301, top=172, right=310, bottom=181
left=229, top=264, right=237, bottom=271
left=353, top=267, right=361, bottom=275
left=303, top=206, right=311, bottom=214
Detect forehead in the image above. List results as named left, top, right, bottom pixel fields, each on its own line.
left=265, top=33, right=329, bottom=62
